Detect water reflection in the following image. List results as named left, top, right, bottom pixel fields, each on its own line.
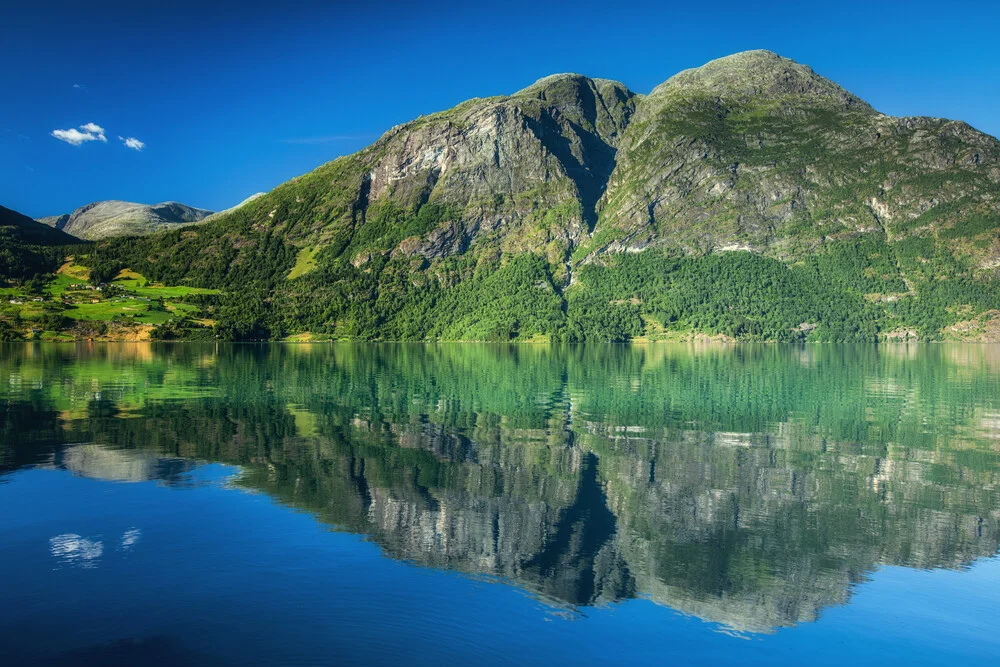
left=2, top=342, right=999, bottom=633
left=49, top=533, right=104, bottom=569
left=53, top=445, right=195, bottom=484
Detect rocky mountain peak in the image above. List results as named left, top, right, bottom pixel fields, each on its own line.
left=511, top=72, right=638, bottom=140
left=38, top=199, right=213, bottom=240
left=514, top=73, right=632, bottom=101
left=650, top=50, right=872, bottom=110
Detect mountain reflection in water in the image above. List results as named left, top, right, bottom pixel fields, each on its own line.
left=2, top=342, right=999, bottom=634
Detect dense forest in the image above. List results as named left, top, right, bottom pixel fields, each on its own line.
left=1, top=217, right=999, bottom=342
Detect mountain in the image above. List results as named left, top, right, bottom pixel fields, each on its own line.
left=1, top=204, right=80, bottom=285
left=200, top=192, right=267, bottom=223
left=84, top=51, right=1000, bottom=341
left=39, top=200, right=214, bottom=240
left=1, top=204, right=78, bottom=246
left=597, top=50, right=999, bottom=257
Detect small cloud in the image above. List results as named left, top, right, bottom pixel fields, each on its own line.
left=72, top=83, right=86, bottom=91
left=118, top=135, right=145, bottom=151
left=79, top=122, right=107, bottom=141
left=52, top=128, right=98, bottom=145
left=51, top=122, right=107, bottom=146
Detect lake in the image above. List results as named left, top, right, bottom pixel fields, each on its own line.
left=1, top=343, right=999, bottom=665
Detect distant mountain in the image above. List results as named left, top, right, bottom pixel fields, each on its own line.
left=83, top=51, right=1000, bottom=341
left=38, top=200, right=214, bottom=240
left=200, top=192, right=267, bottom=223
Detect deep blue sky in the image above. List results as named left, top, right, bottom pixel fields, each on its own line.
left=2, top=0, right=998, bottom=218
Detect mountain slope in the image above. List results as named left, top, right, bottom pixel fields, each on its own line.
left=594, top=50, right=1000, bottom=262
left=1, top=204, right=79, bottom=284
left=82, top=51, right=1000, bottom=342
left=39, top=200, right=214, bottom=240
left=2, top=204, right=79, bottom=246
left=201, top=192, right=267, bottom=222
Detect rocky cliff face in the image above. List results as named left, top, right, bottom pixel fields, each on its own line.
left=595, top=51, right=1000, bottom=259
left=236, top=74, right=638, bottom=268
left=39, top=200, right=214, bottom=240
left=204, top=50, right=998, bottom=267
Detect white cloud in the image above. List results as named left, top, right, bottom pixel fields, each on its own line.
left=52, top=128, right=98, bottom=145
left=118, top=135, right=145, bottom=151
left=51, top=122, right=107, bottom=146
left=50, top=123, right=147, bottom=151
left=79, top=122, right=106, bottom=141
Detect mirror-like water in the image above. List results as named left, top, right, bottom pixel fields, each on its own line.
left=2, top=343, right=999, bottom=665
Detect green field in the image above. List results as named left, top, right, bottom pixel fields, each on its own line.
left=1, top=263, right=220, bottom=338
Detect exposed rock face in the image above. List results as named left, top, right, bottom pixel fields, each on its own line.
left=38, top=200, right=213, bottom=240
left=650, top=50, right=871, bottom=107
left=173, top=50, right=999, bottom=269
left=364, top=74, right=637, bottom=257
left=597, top=50, right=1000, bottom=257
left=210, top=74, right=639, bottom=262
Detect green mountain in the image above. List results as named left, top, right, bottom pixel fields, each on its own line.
left=52, top=52, right=1000, bottom=340
left=1, top=204, right=78, bottom=246
left=199, top=192, right=266, bottom=223
left=38, top=200, right=214, bottom=240
left=0, top=204, right=79, bottom=287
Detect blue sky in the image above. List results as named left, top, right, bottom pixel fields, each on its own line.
left=2, top=0, right=998, bottom=218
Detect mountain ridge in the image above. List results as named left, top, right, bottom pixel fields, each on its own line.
left=1, top=204, right=79, bottom=246
left=38, top=199, right=214, bottom=240
left=649, top=50, right=872, bottom=109
left=201, top=193, right=267, bottom=223
left=7, top=50, right=1000, bottom=342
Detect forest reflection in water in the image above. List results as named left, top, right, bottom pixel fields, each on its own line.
left=2, top=342, right=999, bottom=634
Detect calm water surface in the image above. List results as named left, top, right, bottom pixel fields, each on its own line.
left=2, top=343, right=999, bottom=665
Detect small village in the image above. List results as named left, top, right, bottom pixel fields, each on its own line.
left=0, top=263, right=216, bottom=340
